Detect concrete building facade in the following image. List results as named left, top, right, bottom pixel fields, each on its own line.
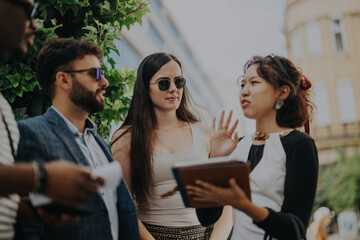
left=284, top=0, right=360, bottom=164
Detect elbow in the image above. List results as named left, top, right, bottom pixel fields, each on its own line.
left=196, top=207, right=223, bottom=226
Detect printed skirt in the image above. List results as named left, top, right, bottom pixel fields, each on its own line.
left=143, top=223, right=214, bottom=240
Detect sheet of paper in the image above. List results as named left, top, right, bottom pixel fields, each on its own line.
left=29, top=161, right=123, bottom=207
left=92, top=161, right=122, bottom=190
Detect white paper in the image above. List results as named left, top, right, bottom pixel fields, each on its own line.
left=92, top=161, right=122, bottom=190
left=29, top=161, right=123, bottom=207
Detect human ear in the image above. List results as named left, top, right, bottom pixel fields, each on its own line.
left=278, top=85, right=290, bottom=100
left=55, top=72, right=71, bottom=91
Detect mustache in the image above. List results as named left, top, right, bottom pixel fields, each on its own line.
left=96, top=87, right=106, bottom=94
left=25, top=31, right=36, bottom=37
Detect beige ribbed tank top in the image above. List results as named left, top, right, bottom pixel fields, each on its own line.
left=137, top=123, right=209, bottom=227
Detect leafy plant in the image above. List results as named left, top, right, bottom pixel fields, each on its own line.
left=0, top=0, right=149, bottom=141
left=316, top=148, right=360, bottom=212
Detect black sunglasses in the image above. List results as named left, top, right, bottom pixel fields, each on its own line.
left=64, top=68, right=105, bottom=82
left=5, top=0, right=38, bottom=20
left=150, top=77, right=186, bottom=91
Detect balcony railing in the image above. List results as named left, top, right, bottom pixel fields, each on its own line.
left=312, top=122, right=360, bottom=150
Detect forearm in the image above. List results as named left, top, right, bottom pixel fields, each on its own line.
left=210, top=206, right=233, bottom=240
left=196, top=207, right=223, bottom=226
left=138, top=219, right=155, bottom=240
left=0, top=164, right=35, bottom=196
left=235, top=200, right=269, bottom=223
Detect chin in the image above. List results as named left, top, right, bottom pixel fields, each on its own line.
left=243, top=112, right=256, bottom=120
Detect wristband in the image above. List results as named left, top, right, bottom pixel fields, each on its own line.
left=32, top=161, right=47, bottom=193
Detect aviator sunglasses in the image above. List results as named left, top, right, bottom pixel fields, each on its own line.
left=63, top=68, right=105, bottom=82
left=150, top=77, right=186, bottom=91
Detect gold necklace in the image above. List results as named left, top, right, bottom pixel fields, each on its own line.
left=252, top=129, right=294, bottom=141
left=252, top=132, right=269, bottom=141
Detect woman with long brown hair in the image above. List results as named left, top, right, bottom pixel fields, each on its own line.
left=111, top=53, right=237, bottom=239
left=187, top=55, right=319, bottom=239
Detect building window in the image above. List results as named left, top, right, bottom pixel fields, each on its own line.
left=313, top=81, right=331, bottom=127
left=291, top=28, right=301, bottom=60
left=330, top=14, right=348, bottom=52
left=337, top=78, right=357, bottom=123
left=305, top=19, right=323, bottom=56
left=147, top=21, right=165, bottom=51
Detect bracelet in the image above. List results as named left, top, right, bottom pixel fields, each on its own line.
left=32, top=161, right=39, bottom=192
left=32, top=161, right=47, bottom=193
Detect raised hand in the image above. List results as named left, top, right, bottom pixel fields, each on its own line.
left=210, top=110, right=239, bottom=157
left=44, top=161, right=104, bottom=208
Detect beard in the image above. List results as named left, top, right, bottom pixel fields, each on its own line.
left=69, top=75, right=105, bottom=113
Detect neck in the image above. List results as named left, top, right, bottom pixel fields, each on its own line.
left=255, top=111, right=290, bottom=134
left=153, top=109, right=181, bottom=130
left=53, top=98, right=89, bottom=133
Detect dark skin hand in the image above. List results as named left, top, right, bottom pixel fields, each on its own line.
left=0, top=161, right=104, bottom=208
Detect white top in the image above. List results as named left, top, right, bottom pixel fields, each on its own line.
left=137, top=123, right=208, bottom=227
left=0, top=93, right=20, bottom=240
left=231, top=133, right=286, bottom=240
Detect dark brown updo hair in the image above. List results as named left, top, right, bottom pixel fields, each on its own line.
left=244, top=55, right=313, bottom=129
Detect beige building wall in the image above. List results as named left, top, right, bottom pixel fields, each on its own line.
left=284, top=0, right=360, bottom=164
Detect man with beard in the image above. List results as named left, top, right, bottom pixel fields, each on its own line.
left=15, top=38, right=139, bottom=240
left=0, top=1, right=105, bottom=239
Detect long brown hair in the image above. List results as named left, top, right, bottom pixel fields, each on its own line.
left=244, top=55, right=314, bottom=128
left=112, top=53, right=199, bottom=206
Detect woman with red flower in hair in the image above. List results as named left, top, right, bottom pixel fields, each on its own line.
left=187, top=55, right=318, bottom=240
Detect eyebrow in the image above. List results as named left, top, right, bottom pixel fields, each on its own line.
left=156, top=76, right=182, bottom=81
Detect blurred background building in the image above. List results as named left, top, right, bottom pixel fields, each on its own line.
left=284, top=0, right=360, bottom=165
left=109, top=0, right=228, bottom=136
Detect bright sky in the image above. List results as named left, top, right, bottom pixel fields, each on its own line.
left=163, top=0, right=287, bottom=134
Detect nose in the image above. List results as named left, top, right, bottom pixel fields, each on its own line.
left=30, top=19, right=39, bottom=32
left=241, top=84, right=249, bottom=97
left=168, top=80, right=177, bottom=92
left=99, top=75, right=109, bottom=88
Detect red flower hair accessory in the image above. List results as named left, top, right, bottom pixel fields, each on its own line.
left=300, top=75, right=311, bottom=134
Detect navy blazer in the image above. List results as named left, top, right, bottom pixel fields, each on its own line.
left=16, top=108, right=139, bottom=240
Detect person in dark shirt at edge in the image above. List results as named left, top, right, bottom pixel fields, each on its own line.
left=0, top=1, right=103, bottom=239
left=186, top=55, right=319, bottom=239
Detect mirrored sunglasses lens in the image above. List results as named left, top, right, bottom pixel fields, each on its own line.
left=158, top=80, right=170, bottom=91
left=96, top=68, right=101, bottom=82
left=30, top=3, right=38, bottom=19
left=175, top=78, right=185, bottom=89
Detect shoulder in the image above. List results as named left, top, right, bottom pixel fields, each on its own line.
left=282, top=130, right=316, bottom=152
left=17, top=116, right=47, bottom=134
left=111, top=126, right=131, bottom=151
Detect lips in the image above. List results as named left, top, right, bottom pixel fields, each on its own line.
left=241, top=99, right=250, bottom=108
left=97, top=90, right=106, bottom=101
left=25, top=33, right=35, bottom=47
left=165, top=97, right=177, bottom=101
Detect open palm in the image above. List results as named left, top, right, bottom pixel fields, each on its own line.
left=210, top=111, right=239, bottom=157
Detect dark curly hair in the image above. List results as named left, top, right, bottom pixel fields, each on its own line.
left=36, top=38, right=103, bottom=99
left=244, top=55, right=314, bottom=129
